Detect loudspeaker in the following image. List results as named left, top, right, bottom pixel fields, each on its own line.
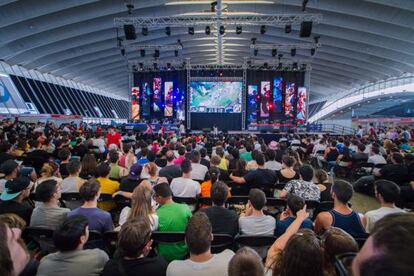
left=124, top=24, right=136, bottom=40
left=300, top=21, right=312, bottom=37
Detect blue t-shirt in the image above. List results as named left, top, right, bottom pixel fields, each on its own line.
left=68, top=207, right=114, bottom=233
left=275, top=216, right=313, bottom=236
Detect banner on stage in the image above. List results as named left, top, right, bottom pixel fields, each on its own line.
left=297, top=87, right=307, bottom=125
left=164, top=82, right=173, bottom=117
left=260, top=81, right=270, bottom=117
left=284, top=82, right=296, bottom=118
left=131, top=86, right=140, bottom=120
left=152, top=78, right=162, bottom=112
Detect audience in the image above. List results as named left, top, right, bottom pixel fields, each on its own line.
left=36, top=215, right=109, bottom=276
left=315, top=180, right=367, bottom=238
left=0, top=177, right=33, bottom=225
left=68, top=179, right=114, bottom=233
left=159, top=150, right=182, bottom=183
left=140, top=162, right=168, bottom=188
left=0, top=159, right=19, bottom=193
left=276, top=155, right=299, bottom=183
left=170, top=159, right=200, bottom=198
left=199, top=181, right=238, bottom=236
left=314, top=169, right=332, bottom=202
left=102, top=217, right=167, bottom=276
left=31, top=179, right=70, bottom=229
left=61, top=160, right=86, bottom=193
left=228, top=247, right=264, bottom=276
left=280, top=165, right=320, bottom=201
left=96, top=162, right=120, bottom=211
left=363, top=180, right=405, bottom=233
left=153, top=183, right=192, bottom=262
left=58, top=148, right=71, bottom=178
left=190, top=150, right=208, bottom=181
left=167, top=212, right=234, bottom=276
left=119, top=163, right=142, bottom=193
left=264, top=148, right=282, bottom=171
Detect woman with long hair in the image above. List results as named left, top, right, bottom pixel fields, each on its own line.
left=37, top=161, right=62, bottom=187
left=79, top=154, right=98, bottom=179
left=277, top=155, right=299, bottom=183
left=140, top=162, right=168, bottom=188
left=118, top=184, right=158, bottom=230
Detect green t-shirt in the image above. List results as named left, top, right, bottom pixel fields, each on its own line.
left=240, top=152, right=252, bottom=161
left=156, top=202, right=192, bottom=262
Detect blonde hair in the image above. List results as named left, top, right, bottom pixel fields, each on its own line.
left=128, top=185, right=154, bottom=227
left=145, top=162, right=158, bottom=177
left=41, top=162, right=59, bottom=177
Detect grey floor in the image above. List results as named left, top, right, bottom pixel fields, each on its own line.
left=350, top=192, right=380, bottom=214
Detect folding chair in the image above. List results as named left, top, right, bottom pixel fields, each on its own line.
left=211, top=234, right=234, bottom=254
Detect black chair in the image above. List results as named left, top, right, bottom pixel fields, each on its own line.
left=227, top=196, right=249, bottom=206
left=22, top=227, right=55, bottom=253
left=60, top=193, right=83, bottom=210
left=355, top=237, right=368, bottom=249
left=234, top=235, right=277, bottom=249
left=312, top=201, right=334, bottom=221
left=273, top=183, right=286, bottom=190
left=211, top=234, right=234, bottom=254
left=85, top=230, right=104, bottom=250
left=226, top=181, right=249, bottom=196
left=151, top=232, right=185, bottom=244
left=103, top=231, right=119, bottom=257
left=265, top=198, right=287, bottom=216
left=198, top=197, right=212, bottom=208
left=173, top=197, right=198, bottom=210
left=98, top=193, right=115, bottom=204
left=113, top=194, right=131, bottom=209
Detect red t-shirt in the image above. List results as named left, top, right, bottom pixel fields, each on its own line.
left=106, top=132, right=121, bottom=147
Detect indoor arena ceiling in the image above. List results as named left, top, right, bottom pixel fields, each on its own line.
left=0, top=0, right=413, bottom=99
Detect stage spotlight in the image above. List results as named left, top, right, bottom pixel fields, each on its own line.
left=311, top=48, right=316, bottom=56
left=140, top=49, right=145, bottom=57
left=302, top=0, right=309, bottom=11
left=254, top=49, right=258, bottom=56
left=272, top=49, right=277, bottom=57
left=291, top=48, right=296, bottom=57
left=314, top=36, right=320, bottom=44
left=251, top=37, right=257, bottom=45
left=123, top=24, right=136, bottom=40
left=205, top=26, right=211, bottom=35
left=293, top=62, right=298, bottom=70
left=165, top=26, right=171, bottom=36
left=236, top=26, right=242, bottom=35
left=142, top=27, right=148, bottom=36
left=120, top=48, right=125, bottom=56
left=260, top=25, right=266, bottom=34
left=154, top=49, right=160, bottom=58
left=219, top=25, right=225, bottom=35
left=174, top=50, right=179, bottom=57
left=188, top=27, right=195, bottom=35
left=285, top=24, right=292, bottom=33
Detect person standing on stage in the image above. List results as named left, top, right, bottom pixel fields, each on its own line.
left=213, top=125, right=218, bottom=136
left=179, top=122, right=186, bottom=136
left=106, top=126, right=123, bottom=152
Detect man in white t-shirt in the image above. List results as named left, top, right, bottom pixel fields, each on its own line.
left=170, top=159, right=201, bottom=198
left=367, top=147, right=387, bottom=165
left=190, top=150, right=208, bottom=181
left=363, top=180, right=405, bottom=233
left=167, top=212, right=234, bottom=276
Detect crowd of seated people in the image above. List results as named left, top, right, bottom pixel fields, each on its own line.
left=0, top=118, right=413, bottom=275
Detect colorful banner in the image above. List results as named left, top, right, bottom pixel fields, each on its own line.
left=164, top=82, right=173, bottom=117
left=260, top=81, right=271, bottom=118
left=131, top=86, right=140, bottom=120
left=297, top=87, right=307, bottom=125
left=247, top=85, right=258, bottom=123
left=273, top=77, right=283, bottom=113
left=152, top=77, right=162, bottom=112
left=284, top=82, right=296, bottom=118
left=142, top=82, right=150, bottom=117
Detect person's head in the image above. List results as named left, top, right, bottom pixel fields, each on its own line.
left=282, top=155, right=295, bottom=168
left=286, top=194, right=305, bottom=216
left=0, top=177, right=32, bottom=202
left=211, top=181, right=228, bottom=206
left=153, top=182, right=172, bottom=205
left=177, top=146, right=185, bottom=156
left=0, top=220, right=29, bottom=276
left=118, top=217, right=152, bottom=259
left=81, top=154, right=97, bottom=174
left=54, top=215, right=89, bottom=252
left=166, top=150, right=175, bottom=163
left=191, top=150, right=201, bottom=163
left=371, top=146, right=380, bottom=155
left=199, top=147, right=207, bottom=158
left=299, top=165, right=314, bottom=181
left=79, top=178, right=100, bottom=202
left=374, top=180, right=400, bottom=204
left=314, top=169, right=328, bottom=184
left=228, top=247, right=264, bottom=276
left=67, top=160, right=81, bottom=176
left=185, top=212, right=212, bottom=255
left=273, top=229, right=323, bottom=276
left=231, top=148, right=240, bottom=160
left=331, top=180, right=353, bottom=204
left=215, top=146, right=224, bottom=157
left=391, top=153, right=404, bottom=164
left=40, top=161, right=59, bottom=177
left=108, top=149, right=119, bottom=163
left=181, top=159, right=192, bottom=174
left=357, top=143, right=366, bottom=153
left=210, top=155, right=221, bottom=167
left=248, top=188, right=266, bottom=211
left=208, top=166, right=220, bottom=184
left=128, top=163, right=142, bottom=181
left=58, top=148, right=71, bottom=162
left=352, top=213, right=414, bottom=276
left=140, top=147, right=149, bottom=158
left=0, top=160, right=19, bottom=178
left=35, top=179, right=61, bottom=203
left=255, top=153, right=265, bottom=166
left=0, top=141, right=12, bottom=153
left=147, top=151, right=156, bottom=162
left=97, top=162, right=111, bottom=178
left=144, top=162, right=158, bottom=178
left=322, top=227, right=358, bottom=273
left=129, top=185, right=153, bottom=226
left=265, top=149, right=276, bottom=161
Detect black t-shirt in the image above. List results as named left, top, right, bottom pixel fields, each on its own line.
left=319, top=183, right=333, bottom=202
left=159, top=165, right=182, bottom=183
left=380, top=164, right=409, bottom=184
left=60, top=163, right=69, bottom=178
left=244, top=168, right=278, bottom=192
left=276, top=170, right=299, bottom=183
left=102, top=257, right=168, bottom=276
left=0, top=152, right=15, bottom=166
left=120, top=178, right=140, bottom=193
left=326, top=148, right=339, bottom=162
left=200, top=158, right=210, bottom=169
left=0, top=200, right=33, bottom=225
left=199, top=206, right=239, bottom=236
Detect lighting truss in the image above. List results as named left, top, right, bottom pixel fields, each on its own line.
left=189, top=77, right=243, bottom=81
left=123, top=44, right=183, bottom=50
left=114, top=14, right=323, bottom=27
left=250, top=42, right=321, bottom=50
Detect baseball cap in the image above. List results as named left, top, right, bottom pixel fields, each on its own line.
left=0, top=160, right=19, bottom=175
left=1, top=177, right=31, bottom=201
left=128, top=163, right=143, bottom=181
left=20, top=167, right=35, bottom=177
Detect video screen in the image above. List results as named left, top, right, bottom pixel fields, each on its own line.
left=164, top=82, right=173, bottom=117
left=260, top=81, right=271, bottom=117
left=189, top=81, right=242, bottom=113
left=152, top=77, right=162, bottom=112
left=297, top=87, right=307, bottom=125
left=273, top=77, right=283, bottom=113
left=284, top=82, right=296, bottom=118
left=142, top=82, right=150, bottom=116
left=247, top=85, right=258, bottom=123
left=131, top=86, right=140, bottom=120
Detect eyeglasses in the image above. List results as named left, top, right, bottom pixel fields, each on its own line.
left=334, top=252, right=357, bottom=276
